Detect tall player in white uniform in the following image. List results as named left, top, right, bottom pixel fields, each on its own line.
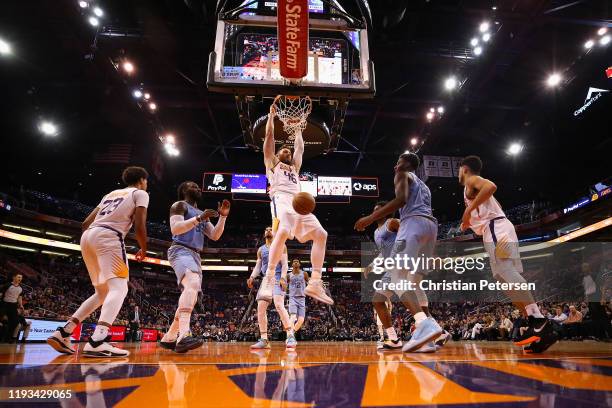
left=47, top=167, right=149, bottom=357
left=259, top=104, right=333, bottom=305
left=459, top=155, right=556, bottom=353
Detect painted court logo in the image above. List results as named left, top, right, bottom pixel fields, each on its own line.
left=574, top=86, right=609, bottom=116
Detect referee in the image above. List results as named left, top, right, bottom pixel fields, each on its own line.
left=1, top=273, right=24, bottom=343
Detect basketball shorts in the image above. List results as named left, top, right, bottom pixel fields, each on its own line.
left=270, top=192, right=323, bottom=243
left=482, top=217, right=524, bottom=279
left=80, top=226, right=129, bottom=286
left=378, top=216, right=438, bottom=296
left=168, top=244, right=202, bottom=289
left=288, top=296, right=306, bottom=317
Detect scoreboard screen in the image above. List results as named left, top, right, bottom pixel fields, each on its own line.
left=231, top=174, right=267, bottom=194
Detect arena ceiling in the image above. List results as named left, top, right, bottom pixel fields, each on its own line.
left=0, top=0, right=610, bottom=227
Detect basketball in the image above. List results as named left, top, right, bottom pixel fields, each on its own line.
left=292, top=192, right=316, bottom=215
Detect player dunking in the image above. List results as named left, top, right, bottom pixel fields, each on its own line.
left=47, top=167, right=149, bottom=357
left=287, top=259, right=308, bottom=332
left=247, top=227, right=296, bottom=349
left=355, top=153, right=442, bottom=353
left=160, top=181, right=230, bottom=353
left=260, top=103, right=333, bottom=305
left=458, top=156, right=556, bottom=353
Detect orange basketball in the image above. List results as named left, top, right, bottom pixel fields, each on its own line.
left=292, top=192, right=316, bottom=215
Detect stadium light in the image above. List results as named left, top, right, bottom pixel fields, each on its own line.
left=470, top=38, right=479, bottom=47
left=38, top=121, right=59, bottom=137
left=479, top=22, right=490, bottom=33
left=133, top=89, right=143, bottom=98
left=482, top=32, right=491, bottom=42
left=165, top=143, right=180, bottom=157
left=0, top=38, right=12, bottom=55
left=426, top=112, right=434, bottom=121
left=93, top=7, right=103, bottom=17
left=410, top=137, right=418, bottom=146
left=584, top=39, right=595, bottom=49
left=88, top=16, right=99, bottom=27
left=600, top=35, right=611, bottom=46
left=597, top=27, right=608, bottom=36
left=143, top=92, right=151, bottom=100
left=444, top=76, right=458, bottom=91
left=546, top=73, right=562, bottom=87
left=165, top=134, right=175, bottom=144
left=474, top=46, right=483, bottom=56
left=122, top=61, right=135, bottom=74
left=78, top=1, right=88, bottom=8
left=429, top=107, right=435, bottom=113
left=437, top=106, right=445, bottom=114
left=507, top=143, right=523, bottom=155
left=148, top=102, right=157, bottom=111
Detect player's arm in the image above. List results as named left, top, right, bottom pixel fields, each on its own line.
left=203, top=200, right=230, bottom=241
left=81, top=207, right=99, bottom=231
left=263, top=104, right=279, bottom=170
left=132, top=190, right=149, bottom=261
left=461, top=176, right=497, bottom=230
left=355, top=173, right=408, bottom=231
left=169, top=201, right=213, bottom=235
left=292, top=129, right=304, bottom=173
left=247, top=248, right=262, bottom=288
left=304, top=271, right=309, bottom=283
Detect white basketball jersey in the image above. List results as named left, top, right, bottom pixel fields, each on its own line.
left=267, top=161, right=300, bottom=196
left=463, top=187, right=506, bottom=235
left=89, top=187, right=150, bottom=237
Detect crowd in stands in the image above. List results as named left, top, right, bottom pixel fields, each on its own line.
left=1, top=252, right=610, bottom=344
left=1, top=188, right=551, bottom=244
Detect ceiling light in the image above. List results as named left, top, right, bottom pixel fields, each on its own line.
left=78, top=1, right=88, bottom=8
left=122, top=61, right=134, bottom=73
left=474, top=46, right=483, bottom=56
left=133, top=89, right=143, bottom=98
left=444, top=76, right=458, bottom=91
left=0, top=38, right=11, bottom=55
left=88, top=16, right=99, bottom=27
left=597, top=27, right=608, bottom=36
left=148, top=102, right=157, bottom=111
left=410, top=137, right=418, bottom=146
left=507, top=143, right=523, bottom=155
left=479, top=22, right=490, bottom=33
left=482, top=32, right=491, bottom=42
left=584, top=39, right=594, bottom=49
left=600, top=35, right=611, bottom=46
left=93, top=7, right=103, bottom=17
left=470, top=37, right=479, bottom=47
left=38, top=121, right=59, bottom=136
left=546, top=73, right=562, bottom=87
left=426, top=112, right=434, bottom=120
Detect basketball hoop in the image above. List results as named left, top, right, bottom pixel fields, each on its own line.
left=272, top=95, right=312, bottom=138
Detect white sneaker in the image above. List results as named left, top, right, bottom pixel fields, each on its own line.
left=258, top=275, right=275, bottom=301
left=414, top=342, right=437, bottom=353
left=304, top=279, right=334, bottom=305
left=46, top=327, right=76, bottom=355
left=376, top=340, right=385, bottom=350
left=82, top=338, right=130, bottom=358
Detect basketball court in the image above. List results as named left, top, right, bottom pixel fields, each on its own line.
left=1, top=342, right=611, bottom=406
left=1, top=0, right=611, bottom=407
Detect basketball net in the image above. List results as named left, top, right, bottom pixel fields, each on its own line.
left=272, top=95, right=312, bottom=139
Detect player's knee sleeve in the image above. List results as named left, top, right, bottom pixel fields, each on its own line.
left=107, top=278, right=128, bottom=298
